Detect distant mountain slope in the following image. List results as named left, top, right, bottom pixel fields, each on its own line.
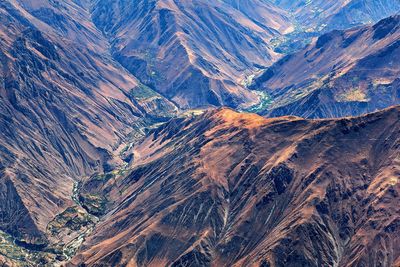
left=251, top=15, right=400, bottom=118
left=72, top=106, right=400, bottom=266
left=268, top=0, right=400, bottom=53
left=91, top=0, right=293, bottom=108
left=272, top=0, right=400, bottom=32
left=0, top=0, right=176, bottom=257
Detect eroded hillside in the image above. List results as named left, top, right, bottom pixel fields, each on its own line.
left=72, top=106, right=400, bottom=266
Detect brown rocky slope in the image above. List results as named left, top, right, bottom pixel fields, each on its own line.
left=72, top=105, right=400, bottom=266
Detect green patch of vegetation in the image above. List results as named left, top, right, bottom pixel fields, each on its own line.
left=130, top=84, right=159, bottom=100
left=119, top=142, right=132, bottom=156
left=91, top=168, right=128, bottom=182
left=0, top=230, right=57, bottom=266
left=0, top=231, right=27, bottom=262
left=117, top=123, right=149, bottom=155
left=115, top=168, right=128, bottom=177
left=338, top=88, right=370, bottom=102
left=270, top=29, right=318, bottom=54
left=79, top=193, right=108, bottom=216
left=47, top=206, right=94, bottom=236
left=242, top=91, right=272, bottom=114
left=241, top=74, right=256, bottom=87
left=91, top=172, right=115, bottom=182
left=0, top=181, right=104, bottom=265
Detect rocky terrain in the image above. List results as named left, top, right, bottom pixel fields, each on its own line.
left=71, top=106, right=400, bottom=266
left=0, top=0, right=176, bottom=264
left=0, top=0, right=399, bottom=266
left=91, top=0, right=293, bottom=108
left=251, top=15, right=400, bottom=118
left=89, top=0, right=400, bottom=109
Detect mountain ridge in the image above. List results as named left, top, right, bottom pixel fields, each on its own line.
left=71, top=105, right=400, bottom=266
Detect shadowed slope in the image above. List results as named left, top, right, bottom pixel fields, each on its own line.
left=252, top=15, right=400, bottom=118
left=0, top=0, right=177, bottom=253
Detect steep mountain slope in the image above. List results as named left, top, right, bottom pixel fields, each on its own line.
left=72, top=106, right=400, bottom=266
left=251, top=15, right=400, bottom=118
left=268, top=0, right=400, bottom=53
left=91, top=0, right=293, bottom=108
left=272, top=0, right=400, bottom=32
left=0, top=0, right=176, bottom=262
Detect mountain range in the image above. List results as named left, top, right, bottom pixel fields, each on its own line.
left=273, top=0, right=400, bottom=32
left=91, top=0, right=400, bottom=109
left=0, top=0, right=399, bottom=266
left=91, top=0, right=292, bottom=108
left=251, top=15, right=400, bottom=118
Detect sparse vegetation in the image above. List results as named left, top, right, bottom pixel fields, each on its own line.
left=91, top=168, right=128, bottom=182
left=79, top=194, right=108, bottom=216
left=47, top=206, right=93, bottom=236
left=242, top=91, right=272, bottom=113
left=130, top=84, right=159, bottom=100
left=338, top=88, right=370, bottom=102
left=0, top=230, right=56, bottom=266
left=91, top=172, right=115, bottom=182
